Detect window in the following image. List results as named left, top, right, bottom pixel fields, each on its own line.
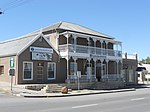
left=23, top=62, right=33, bottom=80
left=0, top=66, right=4, bottom=75
left=47, top=62, right=56, bottom=80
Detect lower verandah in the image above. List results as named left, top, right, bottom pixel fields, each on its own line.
left=63, top=57, right=123, bottom=83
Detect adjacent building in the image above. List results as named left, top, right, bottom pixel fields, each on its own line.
left=122, top=53, right=138, bottom=85
left=0, top=22, right=133, bottom=85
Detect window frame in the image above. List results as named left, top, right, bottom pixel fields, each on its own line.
left=47, top=62, right=56, bottom=80
left=23, top=61, right=33, bottom=80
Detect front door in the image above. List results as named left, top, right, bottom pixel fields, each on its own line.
left=87, top=63, right=92, bottom=80
left=96, top=64, right=105, bottom=81
left=96, top=63, right=101, bottom=81
left=37, top=63, right=44, bottom=83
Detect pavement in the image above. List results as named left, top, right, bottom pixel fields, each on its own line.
left=0, top=82, right=144, bottom=98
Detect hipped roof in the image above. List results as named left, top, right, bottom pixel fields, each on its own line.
left=0, top=21, right=119, bottom=57
left=41, top=21, right=113, bottom=39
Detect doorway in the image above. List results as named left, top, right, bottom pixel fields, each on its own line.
left=37, top=63, right=44, bottom=83
left=96, top=63, right=105, bottom=81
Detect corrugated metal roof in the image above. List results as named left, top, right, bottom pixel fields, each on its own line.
left=42, top=21, right=112, bottom=39
left=42, top=22, right=61, bottom=32
left=0, top=34, right=38, bottom=57
left=0, top=21, right=116, bottom=57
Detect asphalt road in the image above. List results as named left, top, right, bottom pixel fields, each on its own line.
left=1, top=88, right=150, bottom=112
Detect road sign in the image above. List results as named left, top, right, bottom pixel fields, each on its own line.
left=9, top=69, right=15, bottom=76
left=10, top=57, right=14, bottom=68
left=9, top=68, right=15, bottom=93
left=77, top=71, right=81, bottom=78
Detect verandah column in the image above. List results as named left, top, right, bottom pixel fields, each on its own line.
left=63, top=32, right=70, bottom=52
left=116, top=60, right=119, bottom=81
left=106, top=59, right=109, bottom=81
left=93, top=58, right=97, bottom=81
left=105, top=41, right=109, bottom=56
left=93, top=38, right=97, bottom=54
left=64, top=32, right=70, bottom=82
left=72, top=34, right=77, bottom=52
left=87, top=58, right=91, bottom=80
left=116, top=60, right=119, bottom=75
left=65, top=57, right=70, bottom=81
left=100, top=59, right=104, bottom=81
left=72, top=57, right=78, bottom=76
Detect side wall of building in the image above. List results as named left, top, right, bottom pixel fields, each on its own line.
left=0, top=56, right=17, bottom=84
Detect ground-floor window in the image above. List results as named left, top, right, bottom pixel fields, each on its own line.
left=0, top=66, right=4, bottom=75
left=23, top=62, right=33, bottom=80
left=47, top=62, right=56, bottom=80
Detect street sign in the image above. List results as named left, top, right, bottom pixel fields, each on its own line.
left=77, top=71, right=81, bottom=78
left=10, top=57, right=14, bottom=68
left=9, top=69, right=15, bottom=76
left=9, top=68, right=15, bottom=93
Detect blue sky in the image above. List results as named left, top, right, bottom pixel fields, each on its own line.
left=0, top=0, right=150, bottom=60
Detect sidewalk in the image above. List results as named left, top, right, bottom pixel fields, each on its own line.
left=0, top=82, right=136, bottom=98
left=20, top=88, right=136, bottom=98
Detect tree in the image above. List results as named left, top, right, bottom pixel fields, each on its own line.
left=146, top=57, right=150, bottom=64
left=140, top=57, right=150, bottom=64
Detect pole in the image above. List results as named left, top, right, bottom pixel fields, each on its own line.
left=11, top=76, right=13, bottom=93
left=78, top=76, right=80, bottom=92
left=77, top=71, right=81, bottom=92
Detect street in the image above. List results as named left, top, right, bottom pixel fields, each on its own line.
left=0, top=88, right=150, bottom=112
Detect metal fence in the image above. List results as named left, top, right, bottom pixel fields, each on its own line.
left=66, top=74, right=124, bottom=83
left=67, top=75, right=97, bottom=83
left=102, top=74, right=124, bottom=82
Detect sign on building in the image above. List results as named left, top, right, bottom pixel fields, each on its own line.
left=30, top=47, right=53, bottom=61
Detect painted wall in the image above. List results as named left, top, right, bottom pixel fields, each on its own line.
left=17, top=36, right=65, bottom=84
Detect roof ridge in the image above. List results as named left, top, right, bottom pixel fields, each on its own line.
left=0, top=33, right=39, bottom=44
left=43, top=21, right=62, bottom=29
left=59, top=21, right=114, bottom=39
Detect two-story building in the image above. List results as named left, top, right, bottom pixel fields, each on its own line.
left=0, top=22, right=123, bottom=85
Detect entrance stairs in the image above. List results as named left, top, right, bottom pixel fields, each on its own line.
left=41, top=84, right=63, bottom=93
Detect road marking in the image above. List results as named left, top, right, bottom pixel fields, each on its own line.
left=131, top=98, right=145, bottom=101
left=72, top=103, right=98, bottom=109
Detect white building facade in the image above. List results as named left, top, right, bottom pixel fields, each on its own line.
left=42, top=22, right=123, bottom=83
